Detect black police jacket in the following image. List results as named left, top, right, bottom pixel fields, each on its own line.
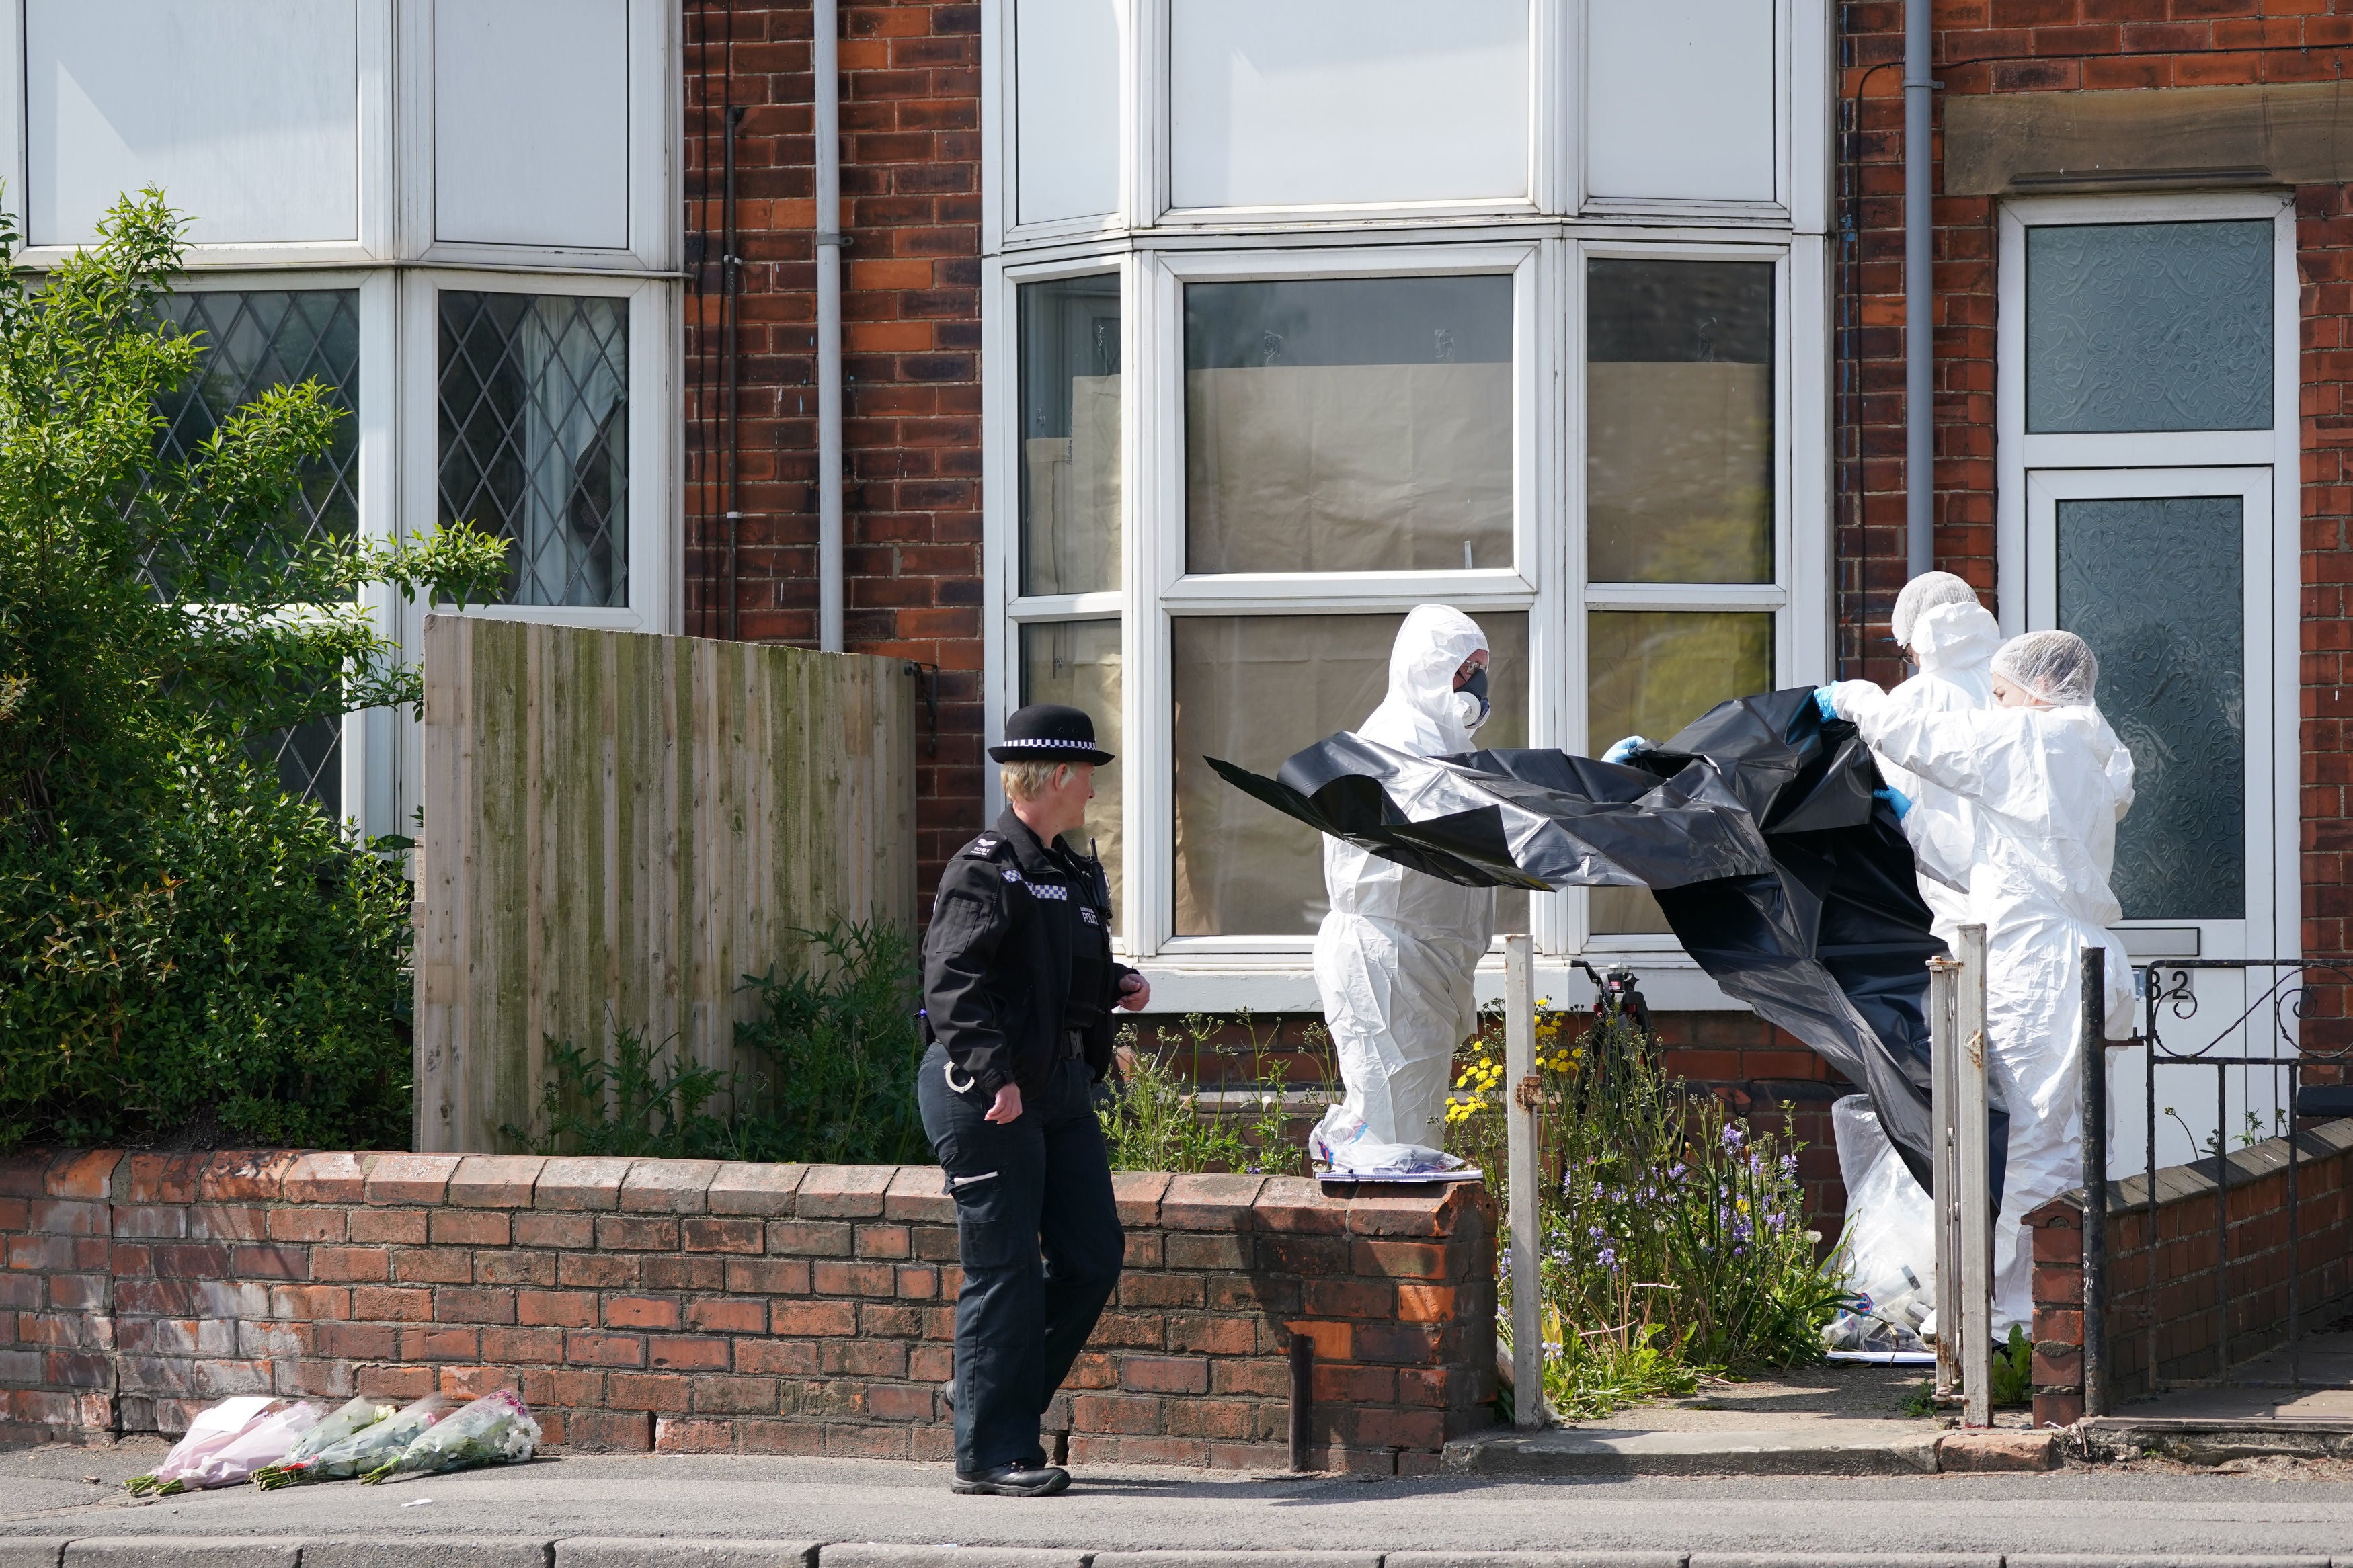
left=920, top=807, right=1137, bottom=1097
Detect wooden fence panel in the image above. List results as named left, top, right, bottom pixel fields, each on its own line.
left=415, top=614, right=918, bottom=1153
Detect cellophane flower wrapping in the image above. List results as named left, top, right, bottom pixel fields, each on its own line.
left=254, top=1394, right=395, bottom=1484
left=126, top=1396, right=280, bottom=1495
left=177, top=1400, right=323, bottom=1489
left=250, top=1393, right=452, bottom=1489
left=360, top=1389, right=539, bottom=1483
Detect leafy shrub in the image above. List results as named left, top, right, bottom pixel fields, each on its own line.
left=503, top=1029, right=731, bottom=1160
left=1448, top=1002, right=1848, bottom=1419
left=0, top=190, right=503, bottom=1151
left=0, top=738, right=413, bottom=1149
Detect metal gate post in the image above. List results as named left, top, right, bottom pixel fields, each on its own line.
left=1929, top=953, right=1960, bottom=1405
left=2081, top=944, right=2108, bottom=1417
left=1958, top=923, right=1995, bottom=1430
left=1505, top=933, right=1543, bottom=1429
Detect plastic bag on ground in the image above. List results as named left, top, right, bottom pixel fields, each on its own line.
left=126, top=1395, right=280, bottom=1495
left=1309, top=1102, right=1466, bottom=1176
left=251, top=1393, right=452, bottom=1489
left=1823, top=1095, right=1937, bottom=1355
left=361, top=1388, right=540, bottom=1483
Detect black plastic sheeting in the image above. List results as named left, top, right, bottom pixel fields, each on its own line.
left=1207, top=686, right=2005, bottom=1203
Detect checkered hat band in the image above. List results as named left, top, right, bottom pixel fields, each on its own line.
left=1001, top=738, right=1099, bottom=751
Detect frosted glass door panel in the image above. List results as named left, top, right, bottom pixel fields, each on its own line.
left=27, top=0, right=359, bottom=246
left=2026, top=222, right=2272, bottom=434
left=1172, top=612, right=1527, bottom=936
left=436, top=0, right=630, bottom=248
left=1014, top=0, right=1121, bottom=224
left=1185, top=276, right=1513, bottom=574
left=2057, top=495, right=2245, bottom=921
left=1585, top=0, right=1775, bottom=203
left=1170, top=0, right=1529, bottom=209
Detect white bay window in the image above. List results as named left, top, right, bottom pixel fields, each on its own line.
left=985, top=1, right=1832, bottom=1005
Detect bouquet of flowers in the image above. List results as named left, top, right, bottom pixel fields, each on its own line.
left=127, top=1397, right=285, bottom=1495
left=251, top=1393, right=452, bottom=1489
left=360, top=1389, right=540, bottom=1483
left=250, top=1394, right=395, bottom=1486
left=176, top=1400, right=323, bottom=1490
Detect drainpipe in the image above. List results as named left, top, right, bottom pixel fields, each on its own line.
left=1904, top=0, right=1935, bottom=579
left=815, top=0, right=845, bottom=653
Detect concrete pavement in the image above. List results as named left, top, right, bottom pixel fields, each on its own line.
left=9, top=1440, right=2353, bottom=1565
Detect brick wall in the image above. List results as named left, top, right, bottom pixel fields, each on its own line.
left=1839, top=4, right=2353, bottom=1034
left=0, top=1149, right=1495, bottom=1474
left=2027, top=1116, right=2353, bottom=1427
left=686, top=0, right=986, bottom=891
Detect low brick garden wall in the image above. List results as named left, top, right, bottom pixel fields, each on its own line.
left=2029, top=1118, right=2353, bottom=1427
left=0, top=1150, right=1497, bottom=1473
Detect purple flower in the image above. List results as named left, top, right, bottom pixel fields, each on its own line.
left=1668, top=1163, right=1687, bottom=1182
left=1722, top=1124, right=1745, bottom=1149
left=1597, top=1247, right=1618, bottom=1268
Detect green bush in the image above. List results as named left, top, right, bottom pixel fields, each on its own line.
left=1098, top=1012, right=1327, bottom=1177
left=0, top=739, right=413, bottom=1149
left=0, top=190, right=504, bottom=1149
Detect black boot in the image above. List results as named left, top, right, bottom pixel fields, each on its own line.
left=951, top=1461, right=1070, bottom=1497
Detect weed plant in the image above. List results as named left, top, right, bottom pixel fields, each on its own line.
left=505, top=920, right=930, bottom=1165
left=1447, top=1003, right=1847, bottom=1419
left=1097, top=1012, right=1333, bottom=1176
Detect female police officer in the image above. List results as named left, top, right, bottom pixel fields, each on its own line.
left=918, top=703, right=1149, bottom=1497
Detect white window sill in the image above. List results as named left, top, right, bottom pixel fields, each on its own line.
left=1125, top=952, right=1742, bottom=1014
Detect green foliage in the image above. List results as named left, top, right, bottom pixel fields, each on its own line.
left=0, top=188, right=507, bottom=1150
left=1990, top=1321, right=2033, bottom=1408
left=502, top=921, right=932, bottom=1167
left=502, top=1029, right=731, bottom=1160
left=1449, top=1005, right=1849, bottom=1421
left=0, top=737, right=414, bottom=1149
left=732, top=921, right=931, bottom=1167
left=1098, top=1012, right=1327, bottom=1178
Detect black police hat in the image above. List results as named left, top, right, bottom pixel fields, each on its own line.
left=988, top=703, right=1113, bottom=766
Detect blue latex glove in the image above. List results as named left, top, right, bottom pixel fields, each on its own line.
left=1602, top=735, right=1651, bottom=765
left=1813, top=687, right=1841, bottom=723
left=1874, top=785, right=1913, bottom=821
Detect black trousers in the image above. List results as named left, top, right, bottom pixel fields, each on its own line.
left=916, top=1042, right=1123, bottom=1474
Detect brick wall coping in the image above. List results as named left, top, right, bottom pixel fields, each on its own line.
left=0, top=1149, right=1484, bottom=1231
left=2025, top=1116, right=2353, bottom=1225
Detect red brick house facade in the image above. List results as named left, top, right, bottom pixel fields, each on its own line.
left=681, top=2, right=2328, bottom=1171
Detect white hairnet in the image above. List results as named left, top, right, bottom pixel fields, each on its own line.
left=1992, top=630, right=2100, bottom=707
left=1891, top=572, right=1983, bottom=648
left=1357, top=605, right=1489, bottom=758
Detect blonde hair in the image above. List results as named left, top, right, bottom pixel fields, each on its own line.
left=1001, top=759, right=1079, bottom=803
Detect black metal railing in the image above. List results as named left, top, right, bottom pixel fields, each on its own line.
left=2080, top=952, right=2353, bottom=1413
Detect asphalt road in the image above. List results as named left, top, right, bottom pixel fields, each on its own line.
left=7, top=1441, right=2353, bottom=1560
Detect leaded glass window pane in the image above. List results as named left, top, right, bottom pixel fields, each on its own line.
left=2026, top=221, right=2273, bottom=434
left=1170, top=612, right=1527, bottom=936
left=438, top=292, right=629, bottom=608
left=153, top=288, right=361, bottom=814
left=2057, top=495, right=2245, bottom=921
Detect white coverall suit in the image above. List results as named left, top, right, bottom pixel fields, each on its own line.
left=1314, top=606, right=1496, bottom=1153
left=1823, top=677, right=2136, bottom=1325
left=1831, top=588, right=2003, bottom=1329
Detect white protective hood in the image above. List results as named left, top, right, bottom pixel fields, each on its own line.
left=1876, top=597, right=2002, bottom=932
left=1312, top=606, right=1496, bottom=1157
